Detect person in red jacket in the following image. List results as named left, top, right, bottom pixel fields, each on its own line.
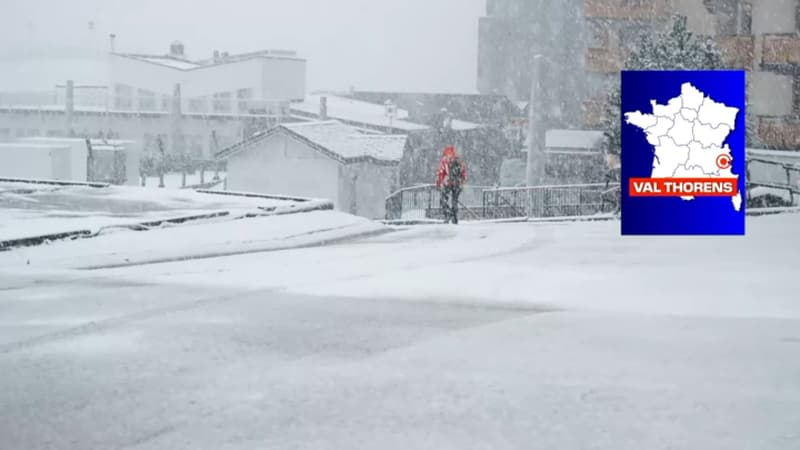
left=435, top=145, right=467, bottom=224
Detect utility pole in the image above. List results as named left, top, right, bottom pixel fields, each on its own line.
left=526, top=54, right=546, bottom=188
left=526, top=54, right=548, bottom=217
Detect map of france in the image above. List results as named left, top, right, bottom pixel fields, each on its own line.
left=624, top=82, right=742, bottom=212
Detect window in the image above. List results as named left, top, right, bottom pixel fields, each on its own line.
left=114, top=84, right=133, bottom=110
left=188, top=97, right=207, bottom=113
left=138, top=89, right=156, bottom=111
left=47, top=129, right=63, bottom=137
left=237, top=88, right=253, bottom=113
left=213, top=92, right=232, bottom=113
left=0, top=128, right=10, bottom=139
left=26, top=129, right=41, bottom=137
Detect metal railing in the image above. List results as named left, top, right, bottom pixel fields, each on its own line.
left=385, top=182, right=620, bottom=221
left=747, top=157, right=800, bottom=206
left=384, top=184, right=493, bottom=221
left=482, top=183, right=620, bottom=219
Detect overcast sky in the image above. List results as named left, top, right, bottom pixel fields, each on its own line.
left=0, top=0, right=486, bottom=93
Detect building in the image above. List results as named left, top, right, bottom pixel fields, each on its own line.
left=290, top=94, right=430, bottom=134
left=0, top=142, right=73, bottom=180
left=344, top=90, right=519, bottom=128
left=216, top=121, right=407, bottom=219
left=501, top=129, right=607, bottom=185
left=0, top=137, right=139, bottom=185
left=110, top=42, right=305, bottom=114
left=282, top=94, right=512, bottom=187
left=0, top=42, right=306, bottom=160
left=477, top=0, right=800, bottom=150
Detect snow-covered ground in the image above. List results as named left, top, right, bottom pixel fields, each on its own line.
left=0, top=181, right=288, bottom=241
left=69, top=213, right=800, bottom=319
left=0, top=213, right=798, bottom=449
left=0, top=210, right=386, bottom=268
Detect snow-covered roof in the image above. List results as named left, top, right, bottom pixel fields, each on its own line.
left=217, top=120, right=407, bottom=163
left=130, top=55, right=201, bottom=70
left=114, top=49, right=304, bottom=71
left=545, top=129, right=606, bottom=149
left=0, top=143, right=70, bottom=150
left=291, top=95, right=482, bottom=132
left=450, top=119, right=481, bottom=131
left=282, top=121, right=407, bottom=162
left=291, top=95, right=429, bottom=132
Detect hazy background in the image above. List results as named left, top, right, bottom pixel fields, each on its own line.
left=0, top=0, right=485, bottom=93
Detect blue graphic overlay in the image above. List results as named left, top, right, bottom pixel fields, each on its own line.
left=620, top=70, right=746, bottom=235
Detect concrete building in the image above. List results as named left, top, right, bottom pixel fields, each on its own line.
left=477, top=0, right=800, bottom=150
left=0, top=42, right=306, bottom=160
left=110, top=42, right=305, bottom=114
left=216, top=121, right=407, bottom=219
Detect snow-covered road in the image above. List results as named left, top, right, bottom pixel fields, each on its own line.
left=1, top=214, right=799, bottom=449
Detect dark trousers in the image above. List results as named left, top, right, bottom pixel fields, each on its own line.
left=440, top=185, right=462, bottom=224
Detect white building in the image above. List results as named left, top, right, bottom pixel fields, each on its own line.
left=0, top=42, right=307, bottom=159
left=217, top=121, right=407, bottom=219
left=0, top=142, right=73, bottom=180
left=110, top=42, right=306, bottom=114
left=0, top=137, right=140, bottom=185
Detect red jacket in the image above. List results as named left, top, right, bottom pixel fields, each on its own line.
left=436, top=145, right=467, bottom=188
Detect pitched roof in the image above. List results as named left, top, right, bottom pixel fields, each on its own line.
left=216, top=120, right=407, bottom=164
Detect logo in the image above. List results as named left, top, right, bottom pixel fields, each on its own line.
left=620, top=70, right=746, bottom=235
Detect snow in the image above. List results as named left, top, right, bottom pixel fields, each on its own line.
left=123, top=55, right=202, bottom=70
left=292, top=95, right=430, bottom=131
left=50, top=213, right=800, bottom=320
left=545, top=129, right=605, bottom=150
left=282, top=121, right=408, bottom=161
left=749, top=148, right=800, bottom=163
left=0, top=210, right=385, bottom=269
left=0, top=210, right=798, bottom=449
left=0, top=182, right=293, bottom=242
left=750, top=186, right=797, bottom=204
